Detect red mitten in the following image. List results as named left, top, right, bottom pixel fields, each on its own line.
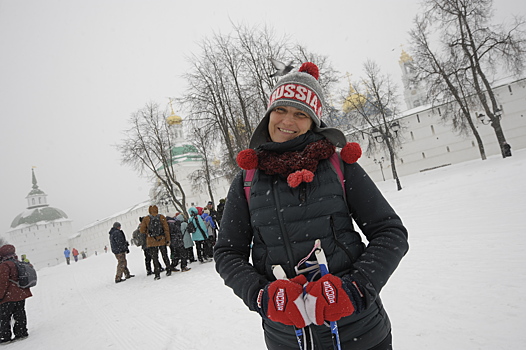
left=304, top=274, right=356, bottom=325
left=257, top=275, right=310, bottom=328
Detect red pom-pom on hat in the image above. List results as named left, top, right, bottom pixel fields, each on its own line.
left=299, top=62, right=319, bottom=80
left=236, top=149, right=258, bottom=170
left=340, top=142, right=362, bottom=164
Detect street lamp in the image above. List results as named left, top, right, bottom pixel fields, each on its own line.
left=374, top=157, right=386, bottom=181
left=477, top=109, right=502, bottom=125
left=390, top=121, right=400, bottom=135
left=477, top=113, right=491, bottom=125
left=372, top=121, right=400, bottom=143
left=372, top=128, right=383, bottom=143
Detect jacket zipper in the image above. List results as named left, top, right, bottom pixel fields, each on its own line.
left=272, top=176, right=296, bottom=274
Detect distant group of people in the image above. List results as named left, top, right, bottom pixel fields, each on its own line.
left=109, top=200, right=225, bottom=283
left=63, top=247, right=88, bottom=265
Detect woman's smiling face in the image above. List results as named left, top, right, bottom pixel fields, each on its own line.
left=268, top=106, right=313, bottom=143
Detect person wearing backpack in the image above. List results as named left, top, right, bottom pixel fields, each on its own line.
left=140, top=205, right=172, bottom=280
left=188, top=207, right=210, bottom=263
left=177, top=213, right=196, bottom=263
left=0, top=244, right=32, bottom=344
left=166, top=216, right=191, bottom=272
left=214, top=62, right=408, bottom=349
left=109, top=222, right=135, bottom=284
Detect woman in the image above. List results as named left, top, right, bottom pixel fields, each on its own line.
left=214, top=62, right=408, bottom=349
left=188, top=207, right=210, bottom=263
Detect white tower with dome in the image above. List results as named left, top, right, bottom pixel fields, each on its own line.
left=6, top=169, right=73, bottom=268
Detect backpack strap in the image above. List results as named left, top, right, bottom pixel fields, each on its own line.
left=329, top=152, right=346, bottom=197
left=243, top=169, right=256, bottom=205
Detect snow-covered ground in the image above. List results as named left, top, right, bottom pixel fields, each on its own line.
left=5, top=149, right=526, bottom=349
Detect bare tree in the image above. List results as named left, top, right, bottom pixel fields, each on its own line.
left=118, top=102, right=189, bottom=217
left=179, top=24, right=339, bottom=180
left=422, top=0, right=526, bottom=157
left=344, top=60, right=403, bottom=191
left=409, top=15, right=488, bottom=160
left=187, top=123, right=218, bottom=204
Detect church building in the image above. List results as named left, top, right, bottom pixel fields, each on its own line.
left=6, top=169, right=73, bottom=268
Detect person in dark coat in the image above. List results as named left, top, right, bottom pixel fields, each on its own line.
left=140, top=205, right=172, bottom=280
left=109, top=222, right=134, bottom=283
left=132, top=217, right=157, bottom=276
left=502, top=141, right=512, bottom=157
left=0, top=244, right=32, bottom=343
left=214, top=62, right=409, bottom=350
left=216, top=198, right=225, bottom=226
left=166, top=216, right=191, bottom=272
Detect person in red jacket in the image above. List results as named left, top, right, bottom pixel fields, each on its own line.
left=0, top=244, right=32, bottom=344
left=72, top=248, right=79, bottom=262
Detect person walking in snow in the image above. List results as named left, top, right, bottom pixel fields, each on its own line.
left=0, top=244, right=32, bottom=343
left=64, top=248, right=71, bottom=265
left=109, top=222, right=134, bottom=283
left=214, top=62, right=409, bottom=349
left=188, top=207, right=210, bottom=263
left=72, top=248, right=79, bottom=262
left=140, top=205, right=173, bottom=280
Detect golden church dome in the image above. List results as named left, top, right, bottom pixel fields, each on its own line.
left=342, top=86, right=367, bottom=113
left=167, top=113, right=182, bottom=125
left=399, top=50, right=413, bottom=63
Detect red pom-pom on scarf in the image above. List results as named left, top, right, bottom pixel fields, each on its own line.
left=340, top=142, right=362, bottom=164
left=236, top=149, right=258, bottom=170
left=298, top=62, right=319, bottom=80
left=287, top=169, right=315, bottom=188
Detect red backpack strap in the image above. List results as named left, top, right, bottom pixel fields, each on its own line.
left=243, top=169, right=256, bottom=205
left=329, top=153, right=346, bottom=196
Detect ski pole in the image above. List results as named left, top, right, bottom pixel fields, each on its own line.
left=314, top=241, right=342, bottom=350
left=272, top=265, right=308, bottom=350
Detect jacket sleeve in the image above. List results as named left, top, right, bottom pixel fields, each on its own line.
left=214, top=171, right=270, bottom=311
left=0, top=263, right=10, bottom=300
left=344, top=162, right=409, bottom=306
left=161, top=215, right=170, bottom=242
left=140, top=216, right=150, bottom=234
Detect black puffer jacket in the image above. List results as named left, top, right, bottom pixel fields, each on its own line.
left=109, top=227, right=129, bottom=255
left=215, top=152, right=408, bottom=349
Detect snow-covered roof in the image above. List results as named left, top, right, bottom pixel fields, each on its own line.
left=10, top=206, right=69, bottom=228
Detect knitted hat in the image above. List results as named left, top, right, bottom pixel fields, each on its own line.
left=0, top=244, right=16, bottom=259
left=113, top=222, right=121, bottom=229
left=249, top=62, right=347, bottom=149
